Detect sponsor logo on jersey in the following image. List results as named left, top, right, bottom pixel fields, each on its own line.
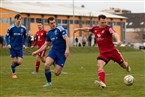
left=38, top=36, right=40, bottom=39
left=97, top=34, right=101, bottom=38
left=97, top=34, right=104, bottom=41
left=21, top=28, right=24, bottom=33
left=54, top=30, right=58, bottom=35
left=51, top=37, right=56, bottom=41
left=14, top=33, right=21, bottom=36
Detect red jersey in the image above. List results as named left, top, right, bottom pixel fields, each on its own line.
left=89, top=25, right=116, bottom=54
left=32, top=30, right=47, bottom=49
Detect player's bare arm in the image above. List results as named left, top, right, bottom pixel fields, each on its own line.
left=31, top=45, right=34, bottom=48
left=32, top=41, right=50, bottom=56
left=74, top=27, right=90, bottom=33
left=7, top=44, right=11, bottom=49
left=31, top=35, right=38, bottom=48
left=64, top=36, right=70, bottom=58
left=112, top=32, right=122, bottom=46
left=23, top=45, right=27, bottom=49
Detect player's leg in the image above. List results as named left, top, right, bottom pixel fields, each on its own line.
left=11, top=57, right=18, bottom=78
left=39, top=50, right=46, bottom=63
left=97, top=59, right=106, bottom=83
left=32, top=55, right=41, bottom=74
left=17, top=57, right=23, bottom=65
left=33, top=51, right=46, bottom=74
left=94, top=54, right=109, bottom=88
left=120, top=61, right=131, bottom=72
left=11, top=49, right=23, bottom=78
left=40, top=56, right=46, bottom=63
left=111, top=49, right=131, bottom=72
left=54, top=51, right=66, bottom=76
left=43, top=56, right=54, bottom=87
left=11, top=57, right=22, bottom=78
left=32, top=50, right=46, bottom=74
left=10, top=49, right=19, bottom=78
left=36, top=56, right=41, bottom=73
left=54, top=65, right=62, bottom=76
left=95, top=59, right=107, bottom=88
left=15, top=49, right=23, bottom=66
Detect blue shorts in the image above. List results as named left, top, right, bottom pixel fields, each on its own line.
left=10, top=48, right=23, bottom=58
left=47, top=49, right=66, bottom=67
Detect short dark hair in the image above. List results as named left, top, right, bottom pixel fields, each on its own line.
left=48, top=17, right=55, bottom=23
left=37, top=21, right=43, bottom=25
left=14, top=14, right=21, bottom=19
left=98, top=15, right=106, bottom=20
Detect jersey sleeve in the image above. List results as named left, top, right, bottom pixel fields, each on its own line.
left=89, top=27, right=94, bottom=33
left=32, top=35, right=38, bottom=46
left=57, top=26, right=68, bottom=38
left=5, top=26, right=12, bottom=45
left=23, top=27, right=27, bottom=45
left=46, top=32, right=51, bottom=42
left=109, top=27, right=116, bottom=34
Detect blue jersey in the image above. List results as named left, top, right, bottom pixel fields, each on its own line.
left=46, top=26, right=67, bottom=52
left=5, top=24, right=27, bottom=50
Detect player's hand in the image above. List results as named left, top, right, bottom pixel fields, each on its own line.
left=65, top=48, right=70, bottom=58
left=23, top=45, right=27, bottom=49
left=45, top=46, right=50, bottom=50
left=74, top=28, right=78, bottom=33
left=7, top=44, right=11, bottom=49
left=117, top=41, right=122, bottom=46
left=31, top=46, right=34, bottom=48
left=32, top=51, right=37, bottom=56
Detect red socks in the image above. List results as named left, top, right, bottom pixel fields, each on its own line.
left=98, top=70, right=105, bottom=83
left=36, top=61, right=40, bottom=72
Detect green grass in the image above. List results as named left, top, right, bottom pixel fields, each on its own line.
left=0, top=47, right=145, bottom=97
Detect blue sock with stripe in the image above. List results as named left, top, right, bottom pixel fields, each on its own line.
left=11, top=62, right=19, bottom=73
left=45, top=69, right=51, bottom=83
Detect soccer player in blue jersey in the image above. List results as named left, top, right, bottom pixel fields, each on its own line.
left=5, top=14, right=27, bottom=78
left=32, top=17, right=70, bottom=87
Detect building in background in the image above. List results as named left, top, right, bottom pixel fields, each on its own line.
left=102, top=8, right=131, bottom=14
left=102, top=7, right=145, bottom=43
left=0, top=2, right=127, bottom=45
left=118, top=13, right=145, bottom=43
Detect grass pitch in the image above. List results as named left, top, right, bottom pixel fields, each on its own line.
left=0, top=47, right=145, bottom=97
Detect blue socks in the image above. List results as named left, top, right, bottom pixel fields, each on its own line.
left=11, top=62, right=19, bottom=73
left=45, top=69, right=51, bottom=83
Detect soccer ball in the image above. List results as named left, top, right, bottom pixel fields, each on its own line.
left=124, top=75, right=134, bottom=86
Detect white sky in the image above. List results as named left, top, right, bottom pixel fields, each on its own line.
left=74, top=1, right=144, bottom=13
left=4, top=0, right=145, bottom=13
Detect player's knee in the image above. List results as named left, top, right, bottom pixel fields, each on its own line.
left=39, top=57, right=45, bottom=63
left=97, top=64, right=102, bottom=69
left=54, top=71, right=61, bottom=76
left=17, top=62, right=22, bottom=65
left=124, top=62, right=128, bottom=67
left=41, top=59, right=45, bottom=63
left=121, top=61, right=128, bottom=69
left=97, top=64, right=104, bottom=71
left=12, top=61, right=21, bottom=65
left=44, top=64, right=50, bottom=69
left=12, top=61, right=16, bottom=65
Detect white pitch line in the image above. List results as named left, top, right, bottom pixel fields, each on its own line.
left=50, top=70, right=68, bottom=75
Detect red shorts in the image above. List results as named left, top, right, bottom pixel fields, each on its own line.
left=97, top=49, right=124, bottom=64
left=38, top=50, right=46, bottom=57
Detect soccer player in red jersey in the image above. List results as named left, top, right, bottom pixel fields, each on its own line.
left=31, top=22, right=48, bottom=74
left=74, top=14, right=131, bottom=88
